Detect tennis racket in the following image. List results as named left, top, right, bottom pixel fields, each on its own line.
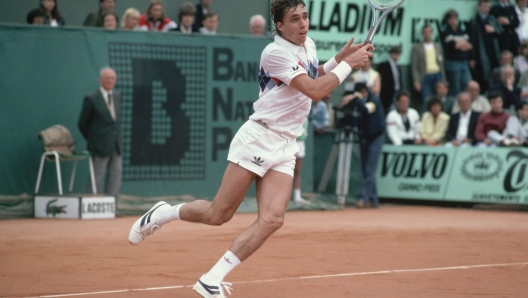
left=364, top=0, right=405, bottom=44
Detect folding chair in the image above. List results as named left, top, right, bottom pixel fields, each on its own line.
left=35, top=124, right=97, bottom=195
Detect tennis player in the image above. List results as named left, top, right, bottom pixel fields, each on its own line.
left=129, top=0, right=374, bottom=296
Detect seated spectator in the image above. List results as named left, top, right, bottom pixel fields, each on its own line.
left=489, top=65, right=522, bottom=112
left=103, top=12, right=118, bottom=30
left=419, top=96, right=450, bottom=146
left=39, top=0, right=64, bottom=26
left=516, top=101, right=528, bottom=144
left=171, top=2, right=198, bottom=34
left=199, top=11, right=218, bottom=35
left=346, top=57, right=380, bottom=96
left=84, top=0, right=115, bottom=27
left=312, top=92, right=331, bottom=134
left=490, top=50, right=520, bottom=85
left=514, top=41, right=528, bottom=74
left=249, top=14, right=268, bottom=37
left=192, top=0, right=212, bottom=32
left=475, top=91, right=511, bottom=147
left=386, top=91, right=421, bottom=145
left=501, top=107, right=528, bottom=146
left=138, top=0, right=176, bottom=32
left=445, top=92, right=481, bottom=147
left=121, top=8, right=140, bottom=30
left=515, top=65, right=528, bottom=99
left=440, top=9, right=472, bottom=97
left=26, top=9, right=45, bottom=25
left=453, top=80, right=492, bottom=113
left=427, top=80, right=455, bottom=115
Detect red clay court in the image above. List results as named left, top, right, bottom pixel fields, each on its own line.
left=2, top=205, right=528, bottom=298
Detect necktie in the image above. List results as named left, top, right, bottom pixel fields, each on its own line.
left=402, top=115, right=410, bottom=131
left=107, top=93, right=116, bottom=120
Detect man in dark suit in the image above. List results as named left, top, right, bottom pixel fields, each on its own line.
left=192, top=0, right=212, bottom=32
left=488, top=65, right=521, bottom=111
left=78, top=67, right=122, bottom=196
left=490, top=0, right=520, bottom=55
left=83, top=0, right=115, bottom=27
left=376, top=46, right=402, bottom=115
left=445, top=92, right=481, bottom=147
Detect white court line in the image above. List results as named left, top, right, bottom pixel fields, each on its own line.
left=28, top=261, right=528, bottom=298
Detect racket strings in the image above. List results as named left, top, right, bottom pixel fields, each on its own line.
left=370, top=0, right=403, bottom=9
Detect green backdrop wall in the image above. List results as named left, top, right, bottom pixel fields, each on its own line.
left=0, top=24, right=314, bottom=198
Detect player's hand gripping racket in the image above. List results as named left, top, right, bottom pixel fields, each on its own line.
left=363, top=0, right=405, bottom=45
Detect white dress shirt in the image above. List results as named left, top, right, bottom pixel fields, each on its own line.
left=456, top=110, right=472, bottom=142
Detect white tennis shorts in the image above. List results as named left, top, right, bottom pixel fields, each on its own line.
left=228, top=120, right=299, bottom=177
left=295, top=140, right=305, bottom=159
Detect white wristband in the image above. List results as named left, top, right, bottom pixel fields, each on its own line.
left=323, top=56, right=339, bottom=74
left=331, top=61, right=352, bottom=84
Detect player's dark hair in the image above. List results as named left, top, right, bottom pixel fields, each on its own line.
left=427, top=96, right=443, bottom=112
left=270, top=0, right=306, bottom=36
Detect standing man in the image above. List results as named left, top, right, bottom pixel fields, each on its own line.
left=339, top=82, right=385, bottom=208
left=83, top=0, right=115, bottom=27
left=376, top=45, right=402, bottom=114
left=411, top=24, right=446, bottom=110
left=192, top=0, right=212, bottom=32
left=128, top=0, right=373, bottom=297
left=490, top=0, right=520, bottom=55
left=78, top=68, right=122, bottom=196
left=468, top=0, right=503, bottom=93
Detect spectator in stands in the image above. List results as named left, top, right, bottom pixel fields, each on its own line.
left=515, top=0, right=528, bottom=44
left=171, top=2, right=197, bottom=34
left=490, top=0, right=520, bottom=55
left=121, top=8, right=140, bottom=30
left=516, top=101, right=528, bottom=142
left=103, top=12, right=118, bottom=30
left=78, top=67, right=122, bottom=196
left=249, top=14, right=268, bottom=37
left=441, top=9, right=473, bottom=97
left=468, top=0, right=503, bottom=93
left=490, top=50, right=520, bottom=85
left=200, top=12, right=218, bottom=35
left=192, top=0, right=212, bottom=32
left=339, top=83, right=385, bottom=208
left=475, top=91, right=511, bottom=147
left=412, top=24, right=446, bottom=110
left=419, top=96, right=450, bottom=146
left=453, top=80, right=492, bottom=113
left=84, top=0, right=115, bottom=27
left=514, top=41, right=528, bottom=74
left=517, top=65, right=528, bottom=99
left=386, top=91, right=421, bottom=145
left=500, top=102, right=528, bottom=145
left=347, top=57, right=380, bottom=96
left=312, top=92, right=331, bottom=134
left=39, top=0, right=64, bottom=26
left=26, top=9, right=45, bottom=25
left=445, top=92, right=481, bottom=147
left=427, top=80, right=455, bottom=115
left=138, top=0, right=176, bottom=32
left=377, top=46, right=402, bottom=114
left=489, top=65, right=521, bottom=112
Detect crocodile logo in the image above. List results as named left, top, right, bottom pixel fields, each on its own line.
left=46, top=198, right=66, bottom=217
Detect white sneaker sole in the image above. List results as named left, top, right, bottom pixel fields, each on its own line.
left=128, top=201, right=168, bottom=245
left=193, top=281, right=220, bottom=298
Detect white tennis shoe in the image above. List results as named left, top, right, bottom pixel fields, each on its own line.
left=193, top=274, right=233, bottom=298
left=128, top=201, right=170, bottom=245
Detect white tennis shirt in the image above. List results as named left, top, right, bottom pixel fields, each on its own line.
left=249, top=35, right=319, bottom=140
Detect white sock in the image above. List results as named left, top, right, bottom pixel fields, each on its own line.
left=294, top=189, right=301, bottom=200
left=204, top=250, right=241, bottom=281
left=157, top=203, right=184, bottom=226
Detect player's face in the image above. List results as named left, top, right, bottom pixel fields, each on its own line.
left=277, top=5, right=309, bottom=46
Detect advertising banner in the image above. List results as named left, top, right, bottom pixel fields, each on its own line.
left=306, top=0, right=477, bottom=63
left=445, top=148, right=528, bottom=205
left=376, top=146, right=457, bottom=200
left=34, top=196, right=80, bottom=219
left=81, top=196, right=116, bottom=219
